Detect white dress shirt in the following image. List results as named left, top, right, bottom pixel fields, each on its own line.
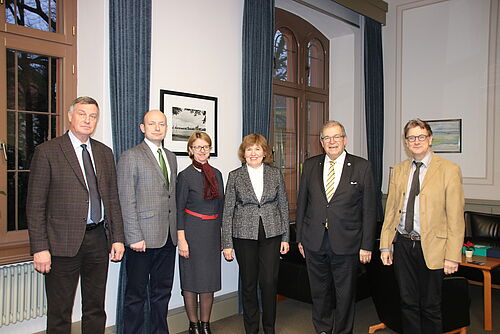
left=397, top=151, right=432, bottom=236
left=247, top=163, right=264, bottom=202
left=68, top=130, right=104, bottom=224
left=143, top=138, right=171, bottom=181
left=323, top=150, right=346, bottom=199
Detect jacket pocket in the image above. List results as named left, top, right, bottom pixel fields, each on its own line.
left=138, top=210, right=155, bottom=219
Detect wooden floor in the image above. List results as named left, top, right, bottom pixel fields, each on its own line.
left=178, top=285, right=500, bottom=334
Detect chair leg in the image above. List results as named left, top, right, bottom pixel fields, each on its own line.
left=368, top=323, right=387, bottom=333
left=444, top=327, right=467, bottom=334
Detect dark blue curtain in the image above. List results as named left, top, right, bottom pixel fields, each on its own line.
left=364, top=17, right=384, bottom=222
left=109, top=1, right=152, bottom=333
left=242, top=0, right=275, bottom=138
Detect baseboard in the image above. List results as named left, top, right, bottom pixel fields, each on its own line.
left=34, top=292, right=239, bottom=334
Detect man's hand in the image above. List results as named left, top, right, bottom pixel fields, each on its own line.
left=110, top=242, right=125, bottom=261
left=380, top=250, right=393, bottom=266
left=444, top=259, right=459, bottom=275
left=280, top=242, right=289, bottom=255
left=130, top=240, right=146, bottom=252
left=359, top=249, right=372, bottom=264
left=34, top=250, right=51, bottom=274
left=178, top=238, right=190, bottom=259
left=298, top=242, right=305, bottom=258
left=223, top=248, right=234, bottom=261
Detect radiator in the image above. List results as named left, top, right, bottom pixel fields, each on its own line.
left=0, top=262, right=47, bottom=326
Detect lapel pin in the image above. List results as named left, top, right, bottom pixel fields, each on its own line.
left=347, top=162, right=351, bottom=166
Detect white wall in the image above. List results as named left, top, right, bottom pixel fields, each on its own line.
left=383, top=0, right=500, bottom=199
left=149, top=0, right=244, bottom=308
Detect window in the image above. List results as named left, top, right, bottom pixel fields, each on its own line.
left=0, top=0, right=77, bottom=265
left=272, top=8, right=329, bottom=220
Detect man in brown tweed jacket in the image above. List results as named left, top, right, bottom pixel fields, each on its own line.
left=27, top=96, right=125, bottom=334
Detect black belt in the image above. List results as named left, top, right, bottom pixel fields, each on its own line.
left=86, top=221, right=104, bottom=231
left=398, top=233, right=421, bottom=241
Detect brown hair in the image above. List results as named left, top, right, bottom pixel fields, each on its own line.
left=238, top=134, right=273, bottom=164
left=69, top=96, right=99, bottom=114
left=187, top=131, right=212, bottom=159
left=321, top=120, right=346, bottom=137
left=403, top=119, right=433, bottom=138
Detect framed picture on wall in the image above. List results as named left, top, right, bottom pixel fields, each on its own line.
left=425, top=119, right=462, bottom=153
left=160, top=89, right=218, bottom=156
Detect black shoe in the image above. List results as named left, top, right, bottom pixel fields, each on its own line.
left=200, top=321, right=212, bottom=334
left=189, top=321, right=200, bottom=334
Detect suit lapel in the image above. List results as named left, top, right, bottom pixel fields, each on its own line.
left=261, top=164, right=272, bottom=203
left=332, top=153, right=353, bottom=199
left=242, top=164, right=260, bottom=203
left=60, top=133, right=86, bottom=188
left=140, top=141, right=165, bottom=184
left=90, top=139, right=105, bottom=185
left=420, top=153, right=440, bottom=191
left=316, top=154, right=327, bottom=201
left=163, top=147, right=176, bottom=191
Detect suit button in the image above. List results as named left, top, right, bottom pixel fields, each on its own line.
left=168, top=195, right=171, bottom=199
left=258, top=205, right=261, bottom=208
left=169, top=210, right=171, bottom=213
left=326, top=205, right=330, bottom=208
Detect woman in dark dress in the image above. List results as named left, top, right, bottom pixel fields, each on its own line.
left=177, top=131, right=224, bottom=334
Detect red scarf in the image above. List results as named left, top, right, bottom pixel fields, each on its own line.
left=192, top=160, right=221, bottom=200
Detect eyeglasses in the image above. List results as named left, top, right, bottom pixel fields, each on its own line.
left=191, top=145, right=211, bottom=151
left=321, top=135, right=344, bottom=142
left=406, top=134, right=428, bottom=142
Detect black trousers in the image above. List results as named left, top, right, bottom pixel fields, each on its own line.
left=233, top=222, right=281, bottom=334
left=393, top=235, right=444, bottom=334
left=123, top=234, right=176, bottom=334
left=304, top=230, right=358, bottom=334
left=45, top=224, right=109, bottom=334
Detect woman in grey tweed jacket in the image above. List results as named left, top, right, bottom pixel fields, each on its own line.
left=222, top=134, right=290, bottom=334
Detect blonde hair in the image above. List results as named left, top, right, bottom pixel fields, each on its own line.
left=187, top=131, right=212, bottom=159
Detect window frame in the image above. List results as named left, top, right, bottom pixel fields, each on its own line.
left=272, top=8, right=329, bottom=221
left=0, top=0, right=77, bottom=265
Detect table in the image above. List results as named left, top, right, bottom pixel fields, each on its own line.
left=460, top=255, right=500, bottom=331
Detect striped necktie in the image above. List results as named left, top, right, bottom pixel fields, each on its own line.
left=325, top=160, right=336, bottom=202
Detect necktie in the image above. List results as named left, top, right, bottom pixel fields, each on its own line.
left=158, top=148, right=169, bottom=188
left=404, top=161, right=423, bottom=234
left=325, top=160, right=336, bottom=202
left=81, top=144, right=102, bottom=223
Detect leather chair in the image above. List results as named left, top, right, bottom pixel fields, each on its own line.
left=367, top=249, right=470, bottom=334
left=277, top=223, right=371, bottom=304
left=454, top=211, right=500, bottom=285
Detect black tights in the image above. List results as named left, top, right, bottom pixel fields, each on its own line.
left=183, top=291, right=214, bottom=323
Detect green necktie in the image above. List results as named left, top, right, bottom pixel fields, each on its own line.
left=157, top=148, right=169, bottom=188
left=325, top=160, right=336, bottom=202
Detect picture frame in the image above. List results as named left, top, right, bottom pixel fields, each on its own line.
left=160, top=89, right=218, bottom=156
left=425, top=119, right=462, bottom=153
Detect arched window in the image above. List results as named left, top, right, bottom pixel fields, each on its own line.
left=274, top=28, right=297, bottom=83
left=272, top=8, right=329, bottom=220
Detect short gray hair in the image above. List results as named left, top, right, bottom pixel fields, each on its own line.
left=69, top=96, right=99, bottom=114
left=320, top=120, right=346, bottom=137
